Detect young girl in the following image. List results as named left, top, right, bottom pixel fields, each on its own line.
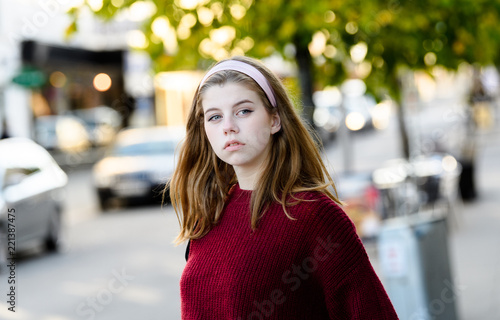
left=168, top=56, right=398, bottom=319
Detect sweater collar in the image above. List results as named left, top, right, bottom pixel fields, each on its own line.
left=228, top=183, right=252, bottom=202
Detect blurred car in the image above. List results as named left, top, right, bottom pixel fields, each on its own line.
left=0, top=138, right=68, bottom=270
left=343, top=93, right=377, bottom=132
left=35, top=114, right=91, bottom=153
left=66, top=106, right=122, bottom=147
left=92, top=126, right=185, bottom=210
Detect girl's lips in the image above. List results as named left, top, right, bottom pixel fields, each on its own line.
left=225, top=144, right=244, bottom=151
left=224, top=140, right=244, bottom=151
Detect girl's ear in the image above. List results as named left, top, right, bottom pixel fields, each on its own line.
left=271, top=113, right=281, bottom=134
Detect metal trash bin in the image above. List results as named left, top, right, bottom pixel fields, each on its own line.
left=378, top=212, right=459, bottom=320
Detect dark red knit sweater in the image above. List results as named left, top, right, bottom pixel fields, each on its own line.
left=180, top=184, right=398, bottom=319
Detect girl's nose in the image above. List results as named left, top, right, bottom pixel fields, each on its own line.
left=223, top=117, right=239, bottom=135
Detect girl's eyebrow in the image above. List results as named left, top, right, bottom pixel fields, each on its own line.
left=203, top=99, right=255, bottom=115
left=233, top=99, right=254, bottom=107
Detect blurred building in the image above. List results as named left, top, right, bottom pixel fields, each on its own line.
left=153, top=54, right=296, bottom=127
left=154, top=71, right=203, bottom=127
left=0, top=0, right=155, bottom=141
left=20, top=40, right=126, bottom=117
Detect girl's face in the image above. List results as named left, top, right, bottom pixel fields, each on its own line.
left=202, top=82, right=280, bottom=174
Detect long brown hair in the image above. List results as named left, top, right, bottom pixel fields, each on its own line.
left=167, top=56, right=340, bottom=244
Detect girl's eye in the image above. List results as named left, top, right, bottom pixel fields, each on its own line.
left=208, top=114, right=221, bottom=122
left=238, top=109, right=253, bottom=116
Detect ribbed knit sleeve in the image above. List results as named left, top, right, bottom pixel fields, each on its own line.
left=303, top=193, right=399, bottom=319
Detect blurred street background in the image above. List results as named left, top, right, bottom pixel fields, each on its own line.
left=1, top=0, right=500, bottom=319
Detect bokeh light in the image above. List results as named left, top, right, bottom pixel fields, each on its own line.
left=49, top=71, right=67, bottom=88
left=111, top=0, right=124, bottom=7
left=442, top=155, right=458, bottom=172
left=346, top=21, right=359, bottom=34
left=210, top=3, right=224, bottom=21
left=230, top=4, right=246, bottom=20
left=180, top=13, right=197, bottom=28
left=308, top=31, right=327, bottom=57
left=210, top=26, right=236, bottom=46
left=371, top=101, right=393, bottom=130
left=324, top=45, right=337, bottom=58
left=350, top=42, right=368, bottom=63
left=177, top=13, right=197, bottom=40
left=152, top=16, right=170, bottom=38
left=197, top=7, right=214, bottom=26
left=424, top=52, right=437, bottom=66
left=93, top=73, right=112, bottom=92
left=129, top=1, right=157, bottom=21
left=346, top=112, right=366, bottom=131
left=325, top=11, right=336, bottom=23
left=88, top=0, right=103, bottom=12
left=179, top=0, right=202, bottom=10
left=128, top=30, right=149, bottom=49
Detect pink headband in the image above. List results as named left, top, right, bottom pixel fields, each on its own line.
left=199, top=60, right=277, bottom=108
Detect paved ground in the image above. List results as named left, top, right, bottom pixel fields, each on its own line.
left=446, top=126, right=500, bottom=320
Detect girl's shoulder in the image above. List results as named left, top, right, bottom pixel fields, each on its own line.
left=288, top=190, right=347, bottom=223
left=285, top=190, right=360, bottom=254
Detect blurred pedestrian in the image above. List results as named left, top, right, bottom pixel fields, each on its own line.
left=460, top=68, right=493, bottom=201
left=168, top=56, right=398, bottom=319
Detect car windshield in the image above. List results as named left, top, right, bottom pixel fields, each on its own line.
left=111, top=140, right=176, bottom=156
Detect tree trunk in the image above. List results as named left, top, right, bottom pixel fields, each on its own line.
left=396, top=100, right=411, bottom=159
left=293, top=40, right=315, bottom=126
left=395, top=71, right=412, bottom=159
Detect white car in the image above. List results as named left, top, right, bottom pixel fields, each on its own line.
left=35, top=115, right=91, bottom=152
left=92, top=126, right=185, bottom=210
left=313, top=87, right=377, bottom=141
left=0, top=138, right=68, bottom=270
left=66, top=106, right=122, bottom=147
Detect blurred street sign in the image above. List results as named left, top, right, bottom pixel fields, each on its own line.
left=380, top=241, right=407, bottom=278
left=12, top=67, right=46, bottom=88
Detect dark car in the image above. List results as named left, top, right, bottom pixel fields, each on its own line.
left=0, top=138, right=68, bottom=270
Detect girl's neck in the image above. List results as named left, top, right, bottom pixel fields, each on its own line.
left=233, top=166, right=260, bottom=190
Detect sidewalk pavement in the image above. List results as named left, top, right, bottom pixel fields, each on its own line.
left=445, top=126, right=500, bottom=320
left=322, top=123, right=500, bottom=320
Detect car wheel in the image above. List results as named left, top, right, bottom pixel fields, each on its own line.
left=97, top=191, right=111, bottom=211
left=45, top=208, right=62, bottom=252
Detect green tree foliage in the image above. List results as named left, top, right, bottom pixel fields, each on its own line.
left=68, top=0, right=342, bottom=122
left=69, top=0, right=500, bottom=136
